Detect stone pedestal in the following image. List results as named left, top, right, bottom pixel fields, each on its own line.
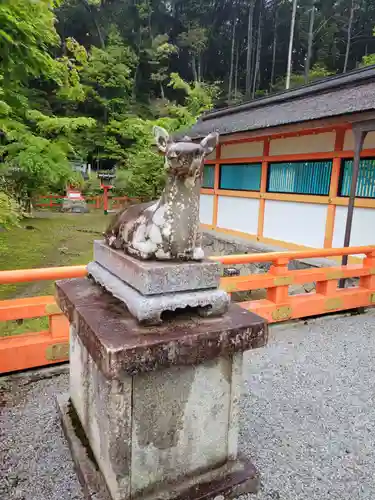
left=56, top=278, right=268, bottom=500
left=87, top=241, right=230, bottom=325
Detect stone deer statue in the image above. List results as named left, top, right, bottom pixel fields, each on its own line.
left=105, top=126, right=219, bottom=260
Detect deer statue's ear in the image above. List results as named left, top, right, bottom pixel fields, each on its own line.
left=153, top=126, right=170, bottom=153
left=200, top=132, right=219, bottom=156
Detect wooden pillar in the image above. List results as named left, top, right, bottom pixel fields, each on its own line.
left=342, top=128, right=367, bottom=257
left=103, top=186, right=109, bottom=215
left=212, top=144, right=221, bottom=228
left=257, top=138, right=270, bottom=239
left=324, top=128, right=345, bottom=248
left=339, top=122, right=373, bottom=287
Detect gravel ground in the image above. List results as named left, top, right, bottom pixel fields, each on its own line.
left=1, top=309, right=375, bottom=500
left=0, top=368, right=82, bottom=500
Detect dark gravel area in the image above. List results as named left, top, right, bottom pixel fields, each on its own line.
left=241, top=309, right=375, bottom=500
left=0, top=368, right=83, bottom=500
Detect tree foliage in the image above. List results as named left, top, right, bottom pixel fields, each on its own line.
left=0, top=0, right=95, bottom=216
left=0, top=192, right=20, bottom=229
left=1, top=0, right=375, bottom=221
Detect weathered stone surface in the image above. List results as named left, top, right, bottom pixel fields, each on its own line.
left=57, top=394, right=112, bottom=500
left=131, top=357, right=231, bottom=493
left=93, top=240, right=220, bottom=295
left=57, top=276, right=267, bottom=500
left=87, top=261, right=229, bottom=325
left=60, top=335, right=259, bottom=500
left=104, top=128, right=219, bottom=261
left=58, top=391, right=259, bottom=500
left=55, top=277, right=268, bottom=378
left=227, top=352, right=243, bottom=461
left=69, top=326, right=132, bottom=500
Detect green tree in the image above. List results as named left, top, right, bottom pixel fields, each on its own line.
left=114, top=74, right=220, bottom=198
left=178, top=25, right=208, bottom=83
left=362, top=53, right=375, bottom=66
left=0, top=192, right=20, bottom=229
left=361, top=28, right=375, bottom=66
left=0, top=0, right=95, bottom=210
left=272, top=63, right=333, bottom=91
left=147, top=35, right=178, bottom=99
left=80, top=29, right=137, bottom=117
left=55, top=0, right=375, bottom=105
left=3, top=0, right=375, bottom=214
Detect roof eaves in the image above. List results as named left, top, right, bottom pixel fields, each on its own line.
left=201, top=65, right=375, bottom=122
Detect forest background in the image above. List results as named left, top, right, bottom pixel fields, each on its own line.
left=1, top=0, right=375, bottom=226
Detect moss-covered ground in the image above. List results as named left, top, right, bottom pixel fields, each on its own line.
left=0, top=211, right=108, bottom=336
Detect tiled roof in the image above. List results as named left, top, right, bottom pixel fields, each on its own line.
left=184, top=66, right=375, bottom=138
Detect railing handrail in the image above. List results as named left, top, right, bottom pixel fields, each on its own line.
left=209, top=245, right=375, bottom=265
left=1, top=244, right=374, bottom=285
left=1, top=244, right=375, bottom=374
left=0, top=265, right=87, bottom=285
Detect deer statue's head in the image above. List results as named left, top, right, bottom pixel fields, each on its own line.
left=153, top=126, right=219, bottom=184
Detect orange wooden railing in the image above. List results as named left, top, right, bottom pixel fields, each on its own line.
left=35, top=194, right=134, bottom=210
left=0, top=266, right=87, bottom=374
left=1, top=245, right=374, bottom=374
left=0, top=266, right=87, bottom=284
left=212, top=245, right=375, bottom=323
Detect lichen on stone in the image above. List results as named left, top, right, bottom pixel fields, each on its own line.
left=104, top=126, right=219, bottom=261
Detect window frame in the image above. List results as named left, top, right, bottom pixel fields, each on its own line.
left=202, top=165, right=215, bottom=189
left=338, top=157, right=375, bottom=199
left=219, top=162, right=262, bottom=192
left=266, top=159, right=333, bottom=196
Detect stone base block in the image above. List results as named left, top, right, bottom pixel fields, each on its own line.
left=61, top=198, right=89, bottom=213
left=56, top=278, right=268, bottom=500
left=57, top=394, right=259, bottom=500
left=87, top=261, right=229, bottom=325
left=94, top=240, right=221, bottom=296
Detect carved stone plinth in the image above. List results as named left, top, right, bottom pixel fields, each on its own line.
left=93, top=240, right=221, bottom=295
left=55, top=278, right=268, bottom=500
left=88, top=241, right=229, bottom=325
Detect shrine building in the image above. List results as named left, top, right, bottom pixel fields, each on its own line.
left=188, top=65, right=375, bottom=251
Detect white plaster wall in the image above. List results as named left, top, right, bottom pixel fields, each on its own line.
left=200, top=194, right=214, bottom=225
left=269, top=132, right=336, bottom=156
left=217, top=196, right=259, bottom=235
left=220, top=133, right=253, bottom=142
left=221, top=141, right=264, bottom=159
left=333, top=206, right=375, bottom=247
left=205, top=150, right=216, bottom=160
left=343, top=130, right=375, bottom=151
left=263, top=200, right=328, bottom=247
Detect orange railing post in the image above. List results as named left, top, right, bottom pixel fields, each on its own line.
left=267, top=257, right=290, bottom=302
left=360, top=250, right=375, bottom=290
left=265, top=257, right=292, bottom=321
left=0, top=297, right=71, bottom=373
